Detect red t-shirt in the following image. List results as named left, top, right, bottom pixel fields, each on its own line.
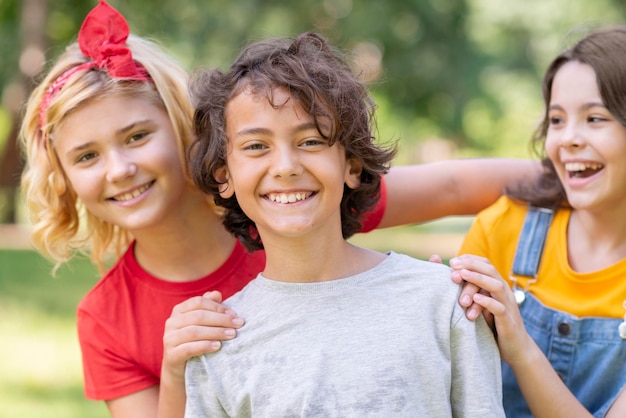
left=77, top=180, right=387, bottom=400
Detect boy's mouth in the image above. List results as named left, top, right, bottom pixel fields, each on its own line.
left=267, top=191, right=314, bottom=204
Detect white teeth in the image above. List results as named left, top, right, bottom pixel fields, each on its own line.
left=268, top=192, right=311, bottom=203
left=565, top=162, right=603, bottom=172
left=114, top=183, right=151, bottom=201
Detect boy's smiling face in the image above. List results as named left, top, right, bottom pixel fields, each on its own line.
left=220, top=86, right=362, bottom=244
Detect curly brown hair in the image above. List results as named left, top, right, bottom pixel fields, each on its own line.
left=189, top=32, right=396, bottom=251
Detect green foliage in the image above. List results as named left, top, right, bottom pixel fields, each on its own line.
left=2, top=0, right=626, bottom=158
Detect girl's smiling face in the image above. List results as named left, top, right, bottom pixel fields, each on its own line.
left=219, top=86, right=361, bottom=244
left=53, top=94, right=189, bottom=232
left=545, top=60, right=626, bottom=214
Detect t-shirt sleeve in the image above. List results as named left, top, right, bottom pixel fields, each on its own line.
left=360, top=175, right=387, bottom=233
left=77, top=306, right=158, bottom=400
left=185, top=357, right=228, bottom=417
left=450, top=305, right=505, bottom=416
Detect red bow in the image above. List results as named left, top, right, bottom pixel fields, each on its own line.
left=39, top=0, right=148, bottom=130
left=78, top=0, right=147, bottom=79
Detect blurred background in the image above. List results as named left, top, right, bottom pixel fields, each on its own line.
left=1, top=0, right=625, bottom=416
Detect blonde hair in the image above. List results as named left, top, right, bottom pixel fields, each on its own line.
left=20, top=35, right=197, bottom=273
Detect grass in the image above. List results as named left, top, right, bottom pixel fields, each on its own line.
left=0, top=250, right=109, bottom=418
left=0, top=220, right=468, bottom=417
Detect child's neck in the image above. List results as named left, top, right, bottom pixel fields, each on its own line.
left=262, top=236, right=386, bottom=283
left=132, top=194, right=236, bottom=282
left=567, top=208, right=626, bottom=273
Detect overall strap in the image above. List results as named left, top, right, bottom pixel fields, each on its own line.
left=512, top=206, right=554, bottom=278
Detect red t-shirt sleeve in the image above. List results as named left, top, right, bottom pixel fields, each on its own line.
left=361, top=175, right=387, bottom=233
left=77, top=300, right=158, bottom=400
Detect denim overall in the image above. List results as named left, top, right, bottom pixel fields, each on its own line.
left=503, top=208, right=626, bottom=417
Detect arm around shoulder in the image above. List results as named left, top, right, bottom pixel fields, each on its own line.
left=380, top=158, right=540, bottom=228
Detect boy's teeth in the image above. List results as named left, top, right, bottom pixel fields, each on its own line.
left=269, top=192, right=310, bottom=203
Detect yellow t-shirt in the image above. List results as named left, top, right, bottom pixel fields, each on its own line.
left=459, top=196, right=626, bottom=318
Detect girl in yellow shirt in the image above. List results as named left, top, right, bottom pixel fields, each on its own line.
left=450, top=26, right=626, bottom=418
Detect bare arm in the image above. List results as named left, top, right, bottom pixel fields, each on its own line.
left=379, top=158, right=540, bottom=228
left=107, top=387, right=159, bottom=418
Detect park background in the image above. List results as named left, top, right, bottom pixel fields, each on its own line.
left=0, top=0, right=625, bottom=416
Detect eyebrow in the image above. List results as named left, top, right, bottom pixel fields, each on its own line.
left=63, top=119, right=153, bottom=157
left=115, top=119, right=153, bottom=136
left=548, top=102, right=606, bottom=111
left=235, top=122, right=321, bottom=138
left=64, top=141, right=97, bottom=158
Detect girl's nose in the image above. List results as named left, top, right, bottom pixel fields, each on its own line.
left=559, top=122, right=585, bottom=149
left=105, top=150, right=137, bottom=182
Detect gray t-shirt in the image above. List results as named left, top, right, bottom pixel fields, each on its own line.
left=185, top=252, right=504, bottom=417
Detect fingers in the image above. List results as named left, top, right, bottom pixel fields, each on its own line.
left=203, top=290, right=223, bottom=303
left=450, top=254, right=499, bottom=278
left=428, top=254, right=443, bottom=264
left=450, top=254, right=505, bottom=321
left=172, top=293, right=231, bottom=315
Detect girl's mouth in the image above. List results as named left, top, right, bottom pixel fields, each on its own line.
left=110, top=181, right=154, bottom=201
left=565, top=162, right=603, bottom=179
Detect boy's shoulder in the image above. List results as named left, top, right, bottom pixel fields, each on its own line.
left=385, top=251, right=452, bottom=278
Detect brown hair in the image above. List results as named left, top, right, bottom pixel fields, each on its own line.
left=189, top=32, right=396, bottom=251
left=508, top=25, right=626, bottom=207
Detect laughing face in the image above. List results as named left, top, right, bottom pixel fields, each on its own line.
left=53, top=94, right=189, bottom=232
left=545, top=60, right=626, bottom=214
left=219, top=86, right=361, bottom=244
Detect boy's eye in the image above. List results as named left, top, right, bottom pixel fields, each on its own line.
left=243, top=143, right=267, bottom=151
left=301, top=138, right=327, bottom=147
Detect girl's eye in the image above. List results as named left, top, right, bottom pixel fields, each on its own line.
left=129, top=132, right=148, bottom=143
left=548, top=116, right=562, bottom=125
left=588, top=116, right=607, bottom=123
left=77, top=151, right=98, bottom=163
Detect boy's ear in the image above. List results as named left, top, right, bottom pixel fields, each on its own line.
left=344, top=157, right=362, bottom=189
left=215, top=166, right=235, bottom=198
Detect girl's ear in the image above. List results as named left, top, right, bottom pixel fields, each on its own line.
left=215, top=166, right=235, bottom=198
left=344, top=157, right=362, bottom=189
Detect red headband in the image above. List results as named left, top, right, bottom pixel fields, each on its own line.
left=39, top=0, right=149, bottom=130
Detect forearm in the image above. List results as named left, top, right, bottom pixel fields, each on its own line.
left=380, top=158, right=540, bottom=228
left=157, top=369, right=186, bottom=418
left=509, top=339, right=592, bottom=418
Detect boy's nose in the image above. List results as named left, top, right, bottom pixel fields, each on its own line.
left=270, top=146, right=303, bottom=178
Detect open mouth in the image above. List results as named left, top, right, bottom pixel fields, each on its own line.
left=110, top=181, right=154, bottom=202
left=565, top=162, right=603, bottom=179
left=267, top=191, right=315, bottom=204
